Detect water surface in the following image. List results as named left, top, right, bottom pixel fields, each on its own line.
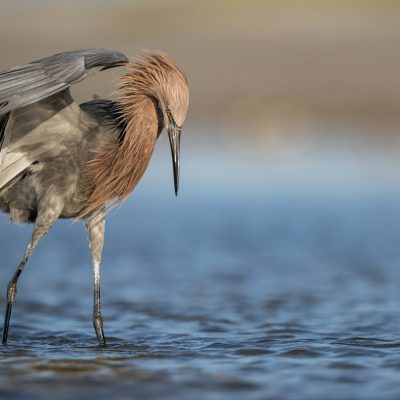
left=0, top=135, right=399, bottom=399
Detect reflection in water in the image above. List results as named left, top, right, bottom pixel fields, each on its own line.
left=0, top=136, right=399, bottom=399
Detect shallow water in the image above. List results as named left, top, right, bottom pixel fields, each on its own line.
left=0, top=136, right=399, bottom=399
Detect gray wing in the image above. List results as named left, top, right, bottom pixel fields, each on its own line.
left=0, top=48, right=128, bottom=188
left=0, top=112, right=12, bottom=166
left=0, top=48, right=128, bottom=116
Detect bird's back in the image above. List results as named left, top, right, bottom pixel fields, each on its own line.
left=0, top=92, right=121, bottom=222
left=0, top=48, right=131, bottom=223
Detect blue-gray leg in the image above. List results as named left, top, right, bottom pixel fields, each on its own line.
left=2, top=205, right=61, bottom=344
left=2, top=243, right=34, bottom=344
left=86, top=209, right=106, bottom=346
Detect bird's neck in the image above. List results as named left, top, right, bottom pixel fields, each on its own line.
left=81, top=94, right=159, bottom=216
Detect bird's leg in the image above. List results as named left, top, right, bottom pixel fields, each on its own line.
left=2, top=206, right=61, bottom=345
left=86, top=209, right=106, bottom=346
left=2, top=242, right=34, bottom=345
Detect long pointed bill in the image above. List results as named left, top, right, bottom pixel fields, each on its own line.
left=168, top=124, right=181, bottom=196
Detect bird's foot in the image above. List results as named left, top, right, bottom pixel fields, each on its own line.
left=93, top=314, right=106, bottom=346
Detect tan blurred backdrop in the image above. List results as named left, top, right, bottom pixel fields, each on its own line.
left=1, top=0, right=400, bottom=149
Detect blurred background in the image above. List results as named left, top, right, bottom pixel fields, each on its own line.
left=0, top=1, right=400, bottom=400
left=1, top=0, right=400, bottom=192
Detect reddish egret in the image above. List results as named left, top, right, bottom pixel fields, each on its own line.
left=0, top=48, right=189, bottom=345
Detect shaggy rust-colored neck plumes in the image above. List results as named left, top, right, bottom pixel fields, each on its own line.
left=81, top=51, right=189, bottom=217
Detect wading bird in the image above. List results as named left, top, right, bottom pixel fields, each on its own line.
left=0, top=48, right=189, bottom=345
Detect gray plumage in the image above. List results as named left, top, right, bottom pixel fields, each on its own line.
left=0, top=49, right=128, bottom=345
left=0, top=49, right=128, bottom=217
left=0, top=48, right=189, bottom=346
left=0, top=48, right=128, bottom=115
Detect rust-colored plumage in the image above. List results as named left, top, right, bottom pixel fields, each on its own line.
left=81, top=51, right=189, bottom=216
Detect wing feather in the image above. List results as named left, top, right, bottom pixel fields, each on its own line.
left=0, top=48, right=128, bottom=115
left=0, top=48, right=128, bottom=188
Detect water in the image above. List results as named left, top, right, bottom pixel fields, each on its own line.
left=0, top=135, right=399, bottom=399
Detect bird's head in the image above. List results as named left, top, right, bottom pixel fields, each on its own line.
left=118, top=51, right=189, bottom=195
